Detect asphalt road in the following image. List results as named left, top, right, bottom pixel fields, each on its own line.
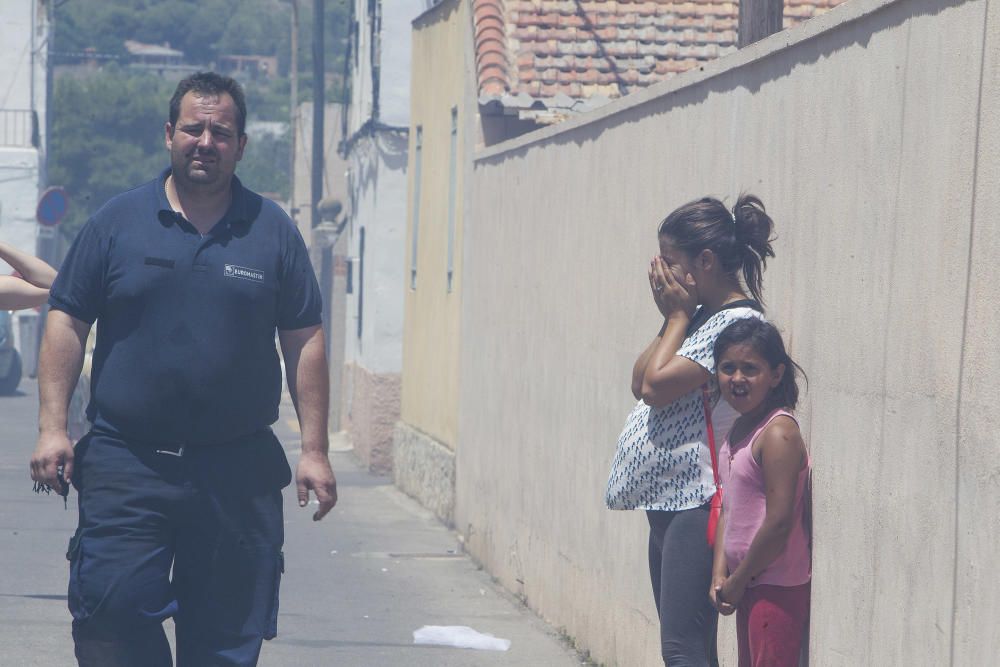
left=0, top=379, right=590, bottom=666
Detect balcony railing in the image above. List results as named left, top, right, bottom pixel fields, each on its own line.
left=0, top=110, right=40, bottom=149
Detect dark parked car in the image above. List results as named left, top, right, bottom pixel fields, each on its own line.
left=0, top=311, right=22, bottom=394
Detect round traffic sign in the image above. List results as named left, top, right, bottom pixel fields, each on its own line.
left=37, top=186, right=69, bottom=227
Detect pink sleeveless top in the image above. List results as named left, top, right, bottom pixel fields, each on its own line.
left=720, top=408, right=811, bottom=588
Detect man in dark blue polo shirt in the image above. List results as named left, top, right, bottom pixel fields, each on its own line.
left=29, top=72, right=337, bottom=667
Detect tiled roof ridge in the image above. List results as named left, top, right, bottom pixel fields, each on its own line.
left=474, top=0, right=848, bottom=115
left=473, top=0, right=511, bottom=96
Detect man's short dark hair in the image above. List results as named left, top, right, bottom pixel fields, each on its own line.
left=169, top=72, right=247, bottom=136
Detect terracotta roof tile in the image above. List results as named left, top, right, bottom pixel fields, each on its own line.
left=476, top=0, right=849, bottom=109
left=474, top=0, right=512, bottom=95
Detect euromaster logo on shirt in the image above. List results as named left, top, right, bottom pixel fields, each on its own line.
left=224, top=264, right=265, bottom=283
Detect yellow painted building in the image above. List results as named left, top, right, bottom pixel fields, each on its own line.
left=394, top=0, right=474, bottom=524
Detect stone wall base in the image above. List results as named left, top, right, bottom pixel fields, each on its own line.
left=393, top=421, right=456, bottom=527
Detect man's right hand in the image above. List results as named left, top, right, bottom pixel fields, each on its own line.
left=30, top=431, right=74, bottom=495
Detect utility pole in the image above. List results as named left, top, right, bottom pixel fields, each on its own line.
left=38, top=0, right=55, bottom=264
left=289, top=0, right=299, bottom=221
left=738, top=0, right=784, bottom=47
left=311, top=0, right=325, bottom=229
left=44, top=0, right=52, bottom=188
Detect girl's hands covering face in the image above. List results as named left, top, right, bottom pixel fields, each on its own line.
left=648, top=255, right=697, bottom=319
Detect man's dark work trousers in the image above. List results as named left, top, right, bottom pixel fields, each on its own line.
left=67, top=430, right=290, bottom=667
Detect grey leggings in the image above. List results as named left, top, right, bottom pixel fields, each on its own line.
left=647, top=505, right=719, bottom=667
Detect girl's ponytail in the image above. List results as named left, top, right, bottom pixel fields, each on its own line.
left=732, top=194, right=775, bottom=304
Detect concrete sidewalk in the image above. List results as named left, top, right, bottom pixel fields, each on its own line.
left=0, top=381, right=591, bottom=666
left=265, top=410, right=591, bottom=666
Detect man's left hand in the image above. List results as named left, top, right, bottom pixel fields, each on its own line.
left=296, top=451, right=338, bottom=521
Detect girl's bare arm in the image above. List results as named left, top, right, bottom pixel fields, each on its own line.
left=0, top=242, right=57, bottom=289
left=0, top=276, right=49, bottom=310
left=720, top=417, right=806, bottom=602
left=710, top=510, right=735, bottom=614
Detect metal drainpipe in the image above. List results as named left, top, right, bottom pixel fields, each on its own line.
left=311, top=0, right=325, bottom=229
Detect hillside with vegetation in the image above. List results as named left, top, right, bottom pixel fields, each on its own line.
left=50, top=0, right=350, bottom=239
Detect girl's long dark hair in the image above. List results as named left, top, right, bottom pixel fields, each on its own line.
left=657, top=193, right=775, bottom=304
left=713, top=318, right=806, bottom=409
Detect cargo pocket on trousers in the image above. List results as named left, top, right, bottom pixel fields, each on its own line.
left=264, top=551, right=284, bottom=640
left=66, top=530, right=91, bottom=622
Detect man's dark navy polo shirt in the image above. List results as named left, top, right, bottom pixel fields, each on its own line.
left=49, top=169, right=322, bottom=447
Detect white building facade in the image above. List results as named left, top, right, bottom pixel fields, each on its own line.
left=0, top=0, right=48, bottom=258
left=340, top=0, right=426, bottom=472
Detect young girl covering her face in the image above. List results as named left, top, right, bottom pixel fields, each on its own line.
left=606, top=195, right=775, bottom=666
left=710, top=318, right=811, bottom=667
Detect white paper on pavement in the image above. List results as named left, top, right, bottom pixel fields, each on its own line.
left=412, top=625, right=512, bottom=651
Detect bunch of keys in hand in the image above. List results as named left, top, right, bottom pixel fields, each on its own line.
left=32, top=464, right=69, bottom=510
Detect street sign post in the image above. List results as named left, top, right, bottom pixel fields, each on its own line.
left=36, top=186, right=68, bottom=227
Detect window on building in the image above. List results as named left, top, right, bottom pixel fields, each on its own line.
left=447, top=108, right=458, bottom=293
left=411, top=126, right=423, bottom=290
left=357, top=226, right=365, bottom=339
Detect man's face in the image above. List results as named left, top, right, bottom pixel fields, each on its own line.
left=165, top=91, right=246, bottom=190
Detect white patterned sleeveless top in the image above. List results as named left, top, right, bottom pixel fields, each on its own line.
left=605, top=305, right=765, bottom=511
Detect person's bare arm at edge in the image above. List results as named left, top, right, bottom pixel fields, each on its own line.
left=0, top=276, right=50, bottom=310
left=0, top=241, right=57, bottom=289
left=710, top=509, right=736, bottom=616
left=30, top=310, right=90, bottom=494
left=279, top=324, right=338, bottom=521
left=0, top=242, right=57, bottom=310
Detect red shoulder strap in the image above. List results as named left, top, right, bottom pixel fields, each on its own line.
left=701, top=386, right=720, bottom=489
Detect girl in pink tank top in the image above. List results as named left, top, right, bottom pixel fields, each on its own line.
left=708, top=318, right=811, bottom=667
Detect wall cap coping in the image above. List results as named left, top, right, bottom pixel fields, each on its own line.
left=474, top=0, right=909, bottom=162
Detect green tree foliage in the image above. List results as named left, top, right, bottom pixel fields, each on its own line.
left=56, top=0, right=286, bottom=65
left=49, top=69, right=174, bottom=240
left=50, top=0, right=346, bottom=241
left=239, top=129, right=292, bottom=201
left=55, top=0, right=350, bottom=92
left=50, top=69, right=292, bottom=241
left=296, top=0, right=353, bottom=102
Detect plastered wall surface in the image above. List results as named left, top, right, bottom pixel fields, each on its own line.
left=342, top=0, right=427, bottom=472
left=954, top=0, right=1000, bottom=659
left=344, top=361, right=401, bottom=473
left=344, top=0, right=424, bottom=378
left=0, top=1, right=47, bottom=144
left=347, top=0, right=374, bottom=135
left=0, top=149, right=40, bottom=256
left=456, top=0, right=997, bottom=663
left=402, top=0, right=469, bottom=447
left=378, top=0, right=421, bottom=128
left=345, top=139, right=407, bottom=376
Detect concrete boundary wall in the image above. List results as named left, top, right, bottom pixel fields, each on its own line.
left=456, top=0, right=999, bottom=663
